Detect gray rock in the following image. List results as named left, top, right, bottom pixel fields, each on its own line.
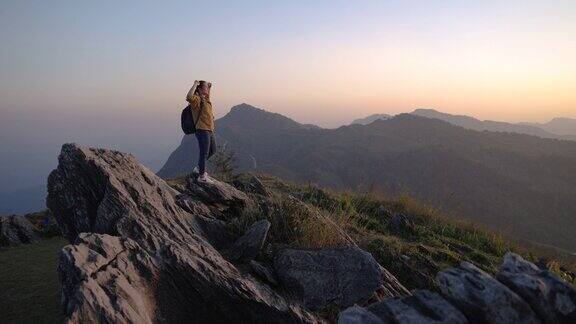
left=175, top=193, right=213, bottom=216
left=367, top=290, right=468, bottom=324
left=250, top=260, right=278, bottom=285
left=174, top=193, right=234, bottom=250
left=0, top=214, right=41, bottom=247
left=274, top=246, right=388, bottom=310
left=339, top=253, right=576, bottom=324
left=58, top=233, right=158, bottom=323
left=497, top=252, right=576, bottom=324
left=48, top=144, right=317, bottom=323
left=186, top=175, right=252, bottom=216
left=338, top=306, right=387, bottom=324
left=436, top=261, right=540, bottom=324
left=233, top=174, right=269, bottom=196
left=227, top=219, right=270, bottom=263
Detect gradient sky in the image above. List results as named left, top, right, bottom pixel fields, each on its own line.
left=2, top=0, right=575, bottom=126
left=1, top=0, right=575, bottom=196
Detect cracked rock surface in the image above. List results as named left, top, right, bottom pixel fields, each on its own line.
left=48, top=144, right=318, bottom=323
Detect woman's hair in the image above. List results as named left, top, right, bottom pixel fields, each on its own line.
left=195, top=80, right=212, bottom=97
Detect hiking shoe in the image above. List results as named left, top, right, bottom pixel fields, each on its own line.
left=197, top=172, right=214, bottom=183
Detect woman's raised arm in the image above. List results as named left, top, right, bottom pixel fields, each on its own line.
left=186, top=80, right=200, bottom=103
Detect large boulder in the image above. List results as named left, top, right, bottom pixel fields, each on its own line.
left=274, top=246, right=403, bottom=310
left=47, top=144, right=317, bottom=323
left=0, top=214, right=41, bottom=247
left=497, top=252, right=576, bottom=324
left=366, top=290, right=468, bottom=324
left=436, top=261, right=540, bottom=324
left=338, top=290, right=467, bottom=324
left=338, top=306, right=386, bottom=324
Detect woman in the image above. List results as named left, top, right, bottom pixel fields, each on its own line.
left=186, top=80, right=216, bottom=182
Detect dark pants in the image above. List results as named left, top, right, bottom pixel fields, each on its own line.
left=195, top=130, right=216, bottom=174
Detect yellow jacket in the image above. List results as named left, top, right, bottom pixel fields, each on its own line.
left=186, top=93, right=215, bottom=132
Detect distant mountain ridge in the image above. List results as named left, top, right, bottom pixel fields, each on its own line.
left=351, top=114, right=392, bottom=125
left=160, top=103, right=576, bottom=254
left=411, top=109, right=575, bottom=140
left=520, top=117, right=576, bottom=136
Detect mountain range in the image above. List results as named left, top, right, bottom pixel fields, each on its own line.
left=411, top=109, right=576, bottom=141
left=520, top=117, right=576, bottom=136
left=160, top=104, right=576, bottom=254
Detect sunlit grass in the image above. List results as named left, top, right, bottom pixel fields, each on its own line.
left=240, top=175, right=575, bottom=288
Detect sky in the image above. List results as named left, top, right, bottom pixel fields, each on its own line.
left=1, top=0, right=575, bottom=200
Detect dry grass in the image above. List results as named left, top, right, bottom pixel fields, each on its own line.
left=171, top=173, right=576, bottom=288
left=228, top=193, right=353, bottom=249
left=255, top=176, right=576, bottom=287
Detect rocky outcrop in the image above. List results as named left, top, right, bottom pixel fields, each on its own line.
left=497, top=253, right=576, bottom=323
left=185, top=176, right=252, bottom=216
left=48, top=144, right=317, bottom=323
left=340, top=252, right=576, bottom=324
left=365, top=290, right=467, bottom=324
left=24, top=210, right=61, bottom=237
left=45, top=144, right=576, bottom=324
left=437, top=261, right=539, bottom=323
left=274, top=246, right=397, bottom=310
left=58, top=233, right=157, bottom=323
left=0, top=214, right=41, bottom=247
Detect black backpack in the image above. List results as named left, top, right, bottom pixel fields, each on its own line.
left=180, top=102, right=203, bottom=134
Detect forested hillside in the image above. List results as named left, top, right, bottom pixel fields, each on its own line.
left=160, top=104, right=576, bottom=253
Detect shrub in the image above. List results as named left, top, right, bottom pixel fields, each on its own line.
left=209, top=143, right=237, bottom=182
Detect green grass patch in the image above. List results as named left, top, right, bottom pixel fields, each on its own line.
left=0, top=237, right=66, bottom=324
left=242, top=175, right=576, bottom=289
